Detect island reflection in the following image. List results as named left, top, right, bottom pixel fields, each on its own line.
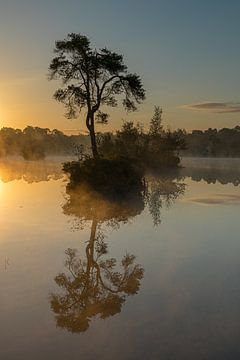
left=50, top=176, right=185, bottom=333
left=0, top=158, right=239, bottom=186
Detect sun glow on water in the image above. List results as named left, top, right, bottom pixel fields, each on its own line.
left=0, top=179, right=3, bottom=192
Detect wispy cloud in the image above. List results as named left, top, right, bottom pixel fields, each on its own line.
left=181, top=102, right=240, bottom=113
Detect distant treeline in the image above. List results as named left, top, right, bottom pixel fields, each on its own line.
left=0, top=126, right=89, bottom=159
left=0, top=108, right=184, bottom=167
left=181, top=126, right=240, bottom=157
left=0, top=123, right=240, bottom=161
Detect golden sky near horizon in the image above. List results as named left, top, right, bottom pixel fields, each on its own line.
left=1, top=1, right=240, bottom=134
left=1, top=74, right=239, bottom=134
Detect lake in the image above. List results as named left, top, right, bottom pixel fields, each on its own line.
left=0, top=157, right=240, bottom=360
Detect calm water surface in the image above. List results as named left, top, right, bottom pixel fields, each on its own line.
left=0, top=157, right=240, bottom=360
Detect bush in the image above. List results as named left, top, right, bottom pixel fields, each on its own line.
left=97, top=120, right=184, bottom=171
left=63, top=157, right=144, bottom=198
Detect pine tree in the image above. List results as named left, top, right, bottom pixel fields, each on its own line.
left=149, top=106, right=163, bottom=136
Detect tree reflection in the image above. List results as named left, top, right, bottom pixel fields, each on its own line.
left=0, top=159, right=63, bottom=183
left=51, top=219, right=143, bottom=333
left=180, top=160, right=240, bottom=186
left=51, top=187, right=145, bottom=333
left=63, top=184, right=145, bottom=230
left=146, top=175, right=185, bottom=225
left=50, top=176, right=185, bottom=333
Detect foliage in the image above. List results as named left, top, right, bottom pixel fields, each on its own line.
left=97, top=108, right=186, bottom=169
left=183, top=126, right=240, bottom=157
left=63, top=157, right=144, bottom=198
left=149, top=106, right=163, bottom=136
left=2, top=123, right=239, bottom=165
left=0, top=126, right=88, bottom=159
left=0, top=114, right=184, bottom=168
left=97, top=121, right=147, bottom=161
left=49, top=33, right=145, bottom=158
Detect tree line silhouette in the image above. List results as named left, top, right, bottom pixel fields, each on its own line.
left=181, top=126, right=240, bottom=157
left=0, top=124, right=239, bottom=161
left=0, top=158, right=238, bottom=186
left=0, top=107, right=185, bottom=171
left=0, top=126, right=88, bottom=159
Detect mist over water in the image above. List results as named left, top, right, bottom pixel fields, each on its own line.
left=0, top=157, right=240, bottom=359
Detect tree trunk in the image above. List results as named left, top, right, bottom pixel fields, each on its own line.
left=86, top=112, right=99, bottom=159
left=86, top=218, right=98, bottom=271
left=89, top=126, right=99, bottom=159
left=85, top=218, right=98, bottom=293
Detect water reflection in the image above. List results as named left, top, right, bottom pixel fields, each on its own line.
left=181, top=158, right=240, bottom=186
left=146, top=175, right=185, bottom=225
left=50, top=227, right=144, bottom=333
left=63, top=184, right=144, bottom=228
left=188, top=193, right=240, bottom=205
left=50, top=176, right=185, bottom=333
left=51, top=188, right=145, bottom=333
left=0, top=157, right=239, bottom=186
left=0, top=158, right=63, bottom=183
left=1, top=158, right=240, bottom=358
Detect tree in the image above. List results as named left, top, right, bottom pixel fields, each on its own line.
left=49, top=33, right=145, bottom=158
left=149, top=106, right=163, bottom=136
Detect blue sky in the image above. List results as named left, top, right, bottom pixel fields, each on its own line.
left=0, top=0, right=240, bottom=132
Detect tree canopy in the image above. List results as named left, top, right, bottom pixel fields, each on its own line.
left=49, top=33, right=145, bottom=158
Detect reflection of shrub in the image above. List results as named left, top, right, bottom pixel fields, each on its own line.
left=63, top=183, right=145, bottom=223
left=63, top=158, right=144, bottom=198
left=21, top=143, right=46, bottom=160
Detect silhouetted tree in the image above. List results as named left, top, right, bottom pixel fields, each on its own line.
left=183, top=127, right=240, bottom=157
left=1, top=124, right=240, bottom=161
left=149, top=106, right=163, bottom=136
left=49, top=33, right=145, bottom=158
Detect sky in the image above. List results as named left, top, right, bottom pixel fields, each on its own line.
left=0, top=0, right=240, bottom=133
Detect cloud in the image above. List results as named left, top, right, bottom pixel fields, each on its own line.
left=181, top=102, right=240, bottom=113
